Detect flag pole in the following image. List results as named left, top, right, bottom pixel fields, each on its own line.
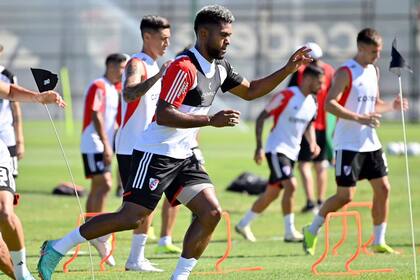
left=398, top=75, right=417, bottom=280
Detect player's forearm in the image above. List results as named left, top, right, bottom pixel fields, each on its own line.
left=123, top=73, right=161, bottom=102
left=375, top=99, right=393, bottom=113
left=156, top=107, right=210, bottom=128
left=326, top=99, right=361, bottom=122
left=8, top=84, right=40, bottom=103
left=304, top=124, right=316, bottom=146
left=246, top=66, right=293, bottom=100
left=255, top=116, right=265, bottom=149
left=92, top=114, right=111, bottom=147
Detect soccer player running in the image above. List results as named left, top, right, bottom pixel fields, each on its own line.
left=80, top=53, right=127, bottom=266
left=0, top=80, right=64, bottom=279
left=303, top=28, right=408, bottom=256
left=236, top=65, right=323, bottom=243
left=288, top=42, right=335, bottom=214
left=115, top=15, right=179, bottom=272
left=37, top=5, right=312, bottom=280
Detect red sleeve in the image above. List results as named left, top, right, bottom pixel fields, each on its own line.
left=86, top=81, right=106, bottom=112
left=159, top=57, right=196, bottom=108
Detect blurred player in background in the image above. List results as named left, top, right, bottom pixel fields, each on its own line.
left=288, top=42, right=335, bottom=213
left=80, top=53, right=127, bottom=266
left=303, top=28, right=408, bottom=256
left=236, top=65, right=323, bottom=243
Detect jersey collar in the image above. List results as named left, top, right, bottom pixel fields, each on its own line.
left=189, top=47, right=216, bottom=78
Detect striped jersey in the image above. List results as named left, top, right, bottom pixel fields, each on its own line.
left=115, top=52, right=160, bottom=155
left=264, top=86, right=317, bottom=160
left=0, top=66, right=17, bottom=147
left=134, top=47, right=243, bottom=159
left=80, top=77, right=119, bottom=153
left=333, top=59, right=381, bottom=152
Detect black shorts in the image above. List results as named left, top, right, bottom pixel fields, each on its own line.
left=266, top=152, right=295, bottom=184
left=123, top=150, right=212, bottom=210
left=7, top=145, right=18, bottom=178
left=335, top=149, right=388, bottom=187
left=298, top=130, right=327, bottom=162
left=116, top=154, right=132, bottom=190
left=81, top=153, right=111, bottom=178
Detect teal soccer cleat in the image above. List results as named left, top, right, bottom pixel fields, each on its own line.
left=37, top=240, right=64, bottom=280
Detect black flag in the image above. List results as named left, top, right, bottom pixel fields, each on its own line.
left=389, top=38, right=412, bottom=76
left=30, top=68, right=58, bottom=92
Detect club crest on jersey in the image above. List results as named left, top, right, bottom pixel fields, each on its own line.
left=149, top=178, right=159, bottom=191
left=282, top=166, right=291, bottom=176
left=343, top=165, right=352, bottom=176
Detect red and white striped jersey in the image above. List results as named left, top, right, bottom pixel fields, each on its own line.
left=333, top=59, right=381, bottom=152
left=264, top=86, right=317, bottom=160
left=80, top=77, right=119, bottom=153
left=115, top=52, right=160, bottom=155
left=134, top=47, right=243, bottom=159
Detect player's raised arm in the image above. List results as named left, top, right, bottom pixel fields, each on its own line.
left=228, top=46, right=313, bottom=101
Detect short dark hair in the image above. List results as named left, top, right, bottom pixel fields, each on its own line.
left=303, top=64, right=324, bottom=78
left=194, top=5, right=235, bottom=34
left=140, top=15, right=170, bottom=38
left=357, top=28, right=382, bottom=46
left=105, top=53, right=127, bottom=67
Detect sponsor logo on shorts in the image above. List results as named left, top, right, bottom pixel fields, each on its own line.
left=282, top=165, right=291, bottom=176
left=343, top=165, right=352, bottom=176
left=149, top=178, right=159, bottom=191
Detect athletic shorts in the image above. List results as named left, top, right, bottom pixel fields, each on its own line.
left=81, top=153, right=111, bottom=178
left=335, top=149, right=388, bottom=187
left=266, top=152, right=295, bottom=184
left=123, top=150, right=213, bottom=210
left=116, top=153, right=132, bottom=190
left=298, top=130, right=327, bottom=162
left=0, top=157, right=16, bottom=195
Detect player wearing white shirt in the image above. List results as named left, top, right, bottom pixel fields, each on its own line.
left=114, top=15, right=178, bottom=272
left=0, top=79, right=64, bottom=280
left=303, top=28, right=408, bottom=256
left=236, top=65, right=322, bottom=243
left=0, top=66, right=23, bottom=178
left=80, top=53, right=127, bottom=266
left=37, top=5, right=313, bottom=280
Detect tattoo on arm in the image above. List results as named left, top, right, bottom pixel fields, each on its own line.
left=123, top=60, right=161, bottom=102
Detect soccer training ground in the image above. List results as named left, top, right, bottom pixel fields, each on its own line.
left=14, top=120, right=420, bottom=279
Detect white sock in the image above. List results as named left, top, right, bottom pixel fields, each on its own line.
left=373, top=223, right=387, bottom=245
left=238, top=210, right=259, bottom=228
left=308, top=214, right=325, bottom=235
left=127, top=233, right=148, bottom=264
left=284, top=213, right=296, bottom=235
left=10, top=249, right=31, bottom=279
left=159, top=235, right=172, bottom=246
left=53, top=228, right=87, bottom=255
left=171, top=257, right=197, bottom=280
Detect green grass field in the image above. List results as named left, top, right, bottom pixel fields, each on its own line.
left=10, top=120, right=420, bottom=279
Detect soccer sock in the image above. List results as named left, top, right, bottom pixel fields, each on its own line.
left=53, top=228, right=86, bottom=255
left=159, top=235, right=172, bottom=246
left=284, top=213, right=296, bottom=235
left=373, top=223, right=387, bottom=245
left=10, top=248, right=31, bottom=279
left=127, top=233, right=148, bottom=264
left=238, top=210, right=259, bottom=228
left=171, top=257, right=197, bottom=280
left=308, top=214, right=325, bottom=235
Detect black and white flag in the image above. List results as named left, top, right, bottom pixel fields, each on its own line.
left=389, top=38, right=412, bottom=76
